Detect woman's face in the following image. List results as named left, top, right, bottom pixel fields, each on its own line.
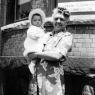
left=31, top=14, right=42, bottom=27
left=54, top=16, right=67, bottom=32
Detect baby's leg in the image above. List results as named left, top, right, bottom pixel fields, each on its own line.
left=28, top=60, right=36, bottom=75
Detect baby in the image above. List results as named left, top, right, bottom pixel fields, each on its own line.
left=23, top=9, right=46, bottom=75
left=43, top=17, right=54, bottom=33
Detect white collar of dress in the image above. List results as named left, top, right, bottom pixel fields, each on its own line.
left=50, top=31, right=67, bottom=36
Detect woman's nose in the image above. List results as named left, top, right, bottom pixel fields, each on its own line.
left=57, top=19, right=61, bottom=23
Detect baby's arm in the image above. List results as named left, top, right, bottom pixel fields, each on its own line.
left=27, top=27, right=39, bottom=40
left=27, top=26, right=44, bottom=40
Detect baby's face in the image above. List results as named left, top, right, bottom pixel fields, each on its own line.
left=31, top=15, right=42, bottom=27
left=44, top=21, right=54, bottom=32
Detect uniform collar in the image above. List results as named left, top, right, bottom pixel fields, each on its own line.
left=51, top=30, right=67, bottom=37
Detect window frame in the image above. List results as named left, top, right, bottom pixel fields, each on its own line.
left=14, top=0, right=31, bottom=22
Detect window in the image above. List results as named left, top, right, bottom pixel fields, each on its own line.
left=15, top=0, right=31, bottom=21
left=5, top=0, right=57, bottom=24
left=6, top=0, right=31, bottom=24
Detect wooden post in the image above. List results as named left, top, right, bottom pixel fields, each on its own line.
left=0, top=0, right=4, bottom=95
left=0, top=0, right=2, bottom=56
left=0, top=69, right=4, bottom=95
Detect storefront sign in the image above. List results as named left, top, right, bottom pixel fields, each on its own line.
left=19, top=0, right=31, bottom=5
left=58, top=1, right=95, bottom=21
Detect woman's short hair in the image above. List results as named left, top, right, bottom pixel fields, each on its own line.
left=52, top=7, right=70, bottom=20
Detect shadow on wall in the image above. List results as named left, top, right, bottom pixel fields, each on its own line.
left=3, top=65, right=31, bottom=95
left=1, top=29, right=27, bottom=56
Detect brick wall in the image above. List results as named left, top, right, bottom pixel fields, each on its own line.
left=2, top=29, right=27, bottom=56
left=1, top=24, right=95, bottom=74
left=31, top=0, right=55, bottom=16
left=2, top=25, right=95, bottom=58
left=67, top=25, right=95, bottom=58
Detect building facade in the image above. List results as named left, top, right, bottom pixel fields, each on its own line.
left=0, top=0, right=95, bottom=95
left=0, top=0, right=56, bottom=26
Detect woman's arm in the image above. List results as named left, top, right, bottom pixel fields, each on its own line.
left=34, top=32, right=73, bottom=61
left=28, top=52, right=38, bottom=60
left=35, top=51, right=64, bottom=61
left=27, top=32, right=73, bottom=61
left=27, top=49, right=64, bottom=61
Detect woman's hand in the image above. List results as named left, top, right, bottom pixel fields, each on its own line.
left=35, top=51, right=63, bottom=61
left=28, top=50, right=66, bottom=61
left=28, top=52, right=38, bottom=60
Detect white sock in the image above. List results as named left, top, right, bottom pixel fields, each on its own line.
left=28, top=61, right=35, bottom=74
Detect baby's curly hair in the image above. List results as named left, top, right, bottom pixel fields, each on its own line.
left=43, top=21, right=54, bottom=32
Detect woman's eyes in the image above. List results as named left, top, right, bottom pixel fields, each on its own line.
left=55, top=18, right=65, bottom=21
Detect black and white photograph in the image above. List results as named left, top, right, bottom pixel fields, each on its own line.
left=0, top=0, right=95, bottom=95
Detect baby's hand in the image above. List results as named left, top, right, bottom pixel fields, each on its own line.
left=30, top=36, right=39, bottom=40
left=28, top=52, right=37, bottom=60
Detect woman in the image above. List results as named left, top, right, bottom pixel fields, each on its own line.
left=28, top=7, right=73, bottom=95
